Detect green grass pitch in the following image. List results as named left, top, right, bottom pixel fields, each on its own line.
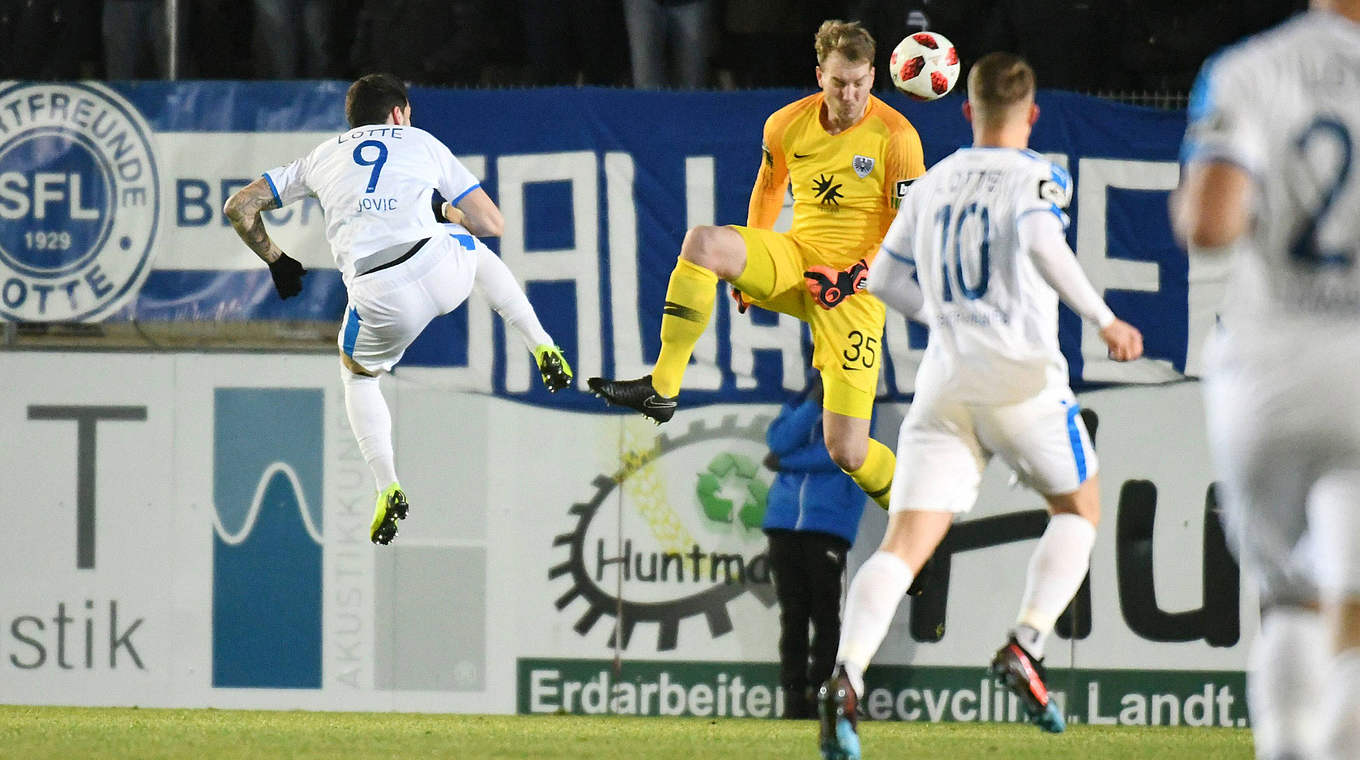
left=0, top=706, right=1253, bottom=759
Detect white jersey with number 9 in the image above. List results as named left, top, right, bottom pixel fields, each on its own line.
left=264, top=124, right=480, bottom=286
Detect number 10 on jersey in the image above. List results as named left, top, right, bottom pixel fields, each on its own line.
left=934, top=202, right=991, bottom=301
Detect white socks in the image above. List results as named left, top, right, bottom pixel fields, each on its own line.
left=342, top=368, right=398, bottom=491
left=1321, top=650, right=1360, bottom=760
left=837, top=551, right=914, bottom=696
left=475, top=247, right=552, bottom=352
left=1249, top=607, right=1326, bottom=759
left=1014, top=513, right=1097, bottom=658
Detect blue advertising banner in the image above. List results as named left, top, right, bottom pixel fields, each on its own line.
left=0, top=81, right=1201, bottom=407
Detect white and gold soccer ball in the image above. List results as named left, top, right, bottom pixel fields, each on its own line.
left=889, top=32, right=961, bottom=101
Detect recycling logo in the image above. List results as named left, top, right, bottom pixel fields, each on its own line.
left=552, top=416, right=777, bottom=651
left=695, top=452, right=768, bottom=530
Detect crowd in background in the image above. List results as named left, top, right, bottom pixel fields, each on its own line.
left=1, top=0, right=1305, bottom=95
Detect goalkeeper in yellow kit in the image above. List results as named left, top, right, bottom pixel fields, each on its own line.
left=589, top=19, right=926, bottom=509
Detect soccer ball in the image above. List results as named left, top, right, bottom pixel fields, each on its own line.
left=889, top=32, right=960, bottom=101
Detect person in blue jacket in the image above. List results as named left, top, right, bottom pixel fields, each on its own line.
left=763, top=370, right=870, bottom=719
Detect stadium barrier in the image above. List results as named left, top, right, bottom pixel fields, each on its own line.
left=0, top=82, right=1249, bottom=724
left=0, top=80, right=1208, bottom=402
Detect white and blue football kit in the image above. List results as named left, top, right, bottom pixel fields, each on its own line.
left=1184, top=11, right=1360, bottom=606
left=265, top=124, right=485, bottom=371
left=870, top=148, right=1116, bottom=512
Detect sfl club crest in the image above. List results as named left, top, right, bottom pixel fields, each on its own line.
left=0, top=82, right=160, bottom=321
left=552, top=416, right=778, bottom=651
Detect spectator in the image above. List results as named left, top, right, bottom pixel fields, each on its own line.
left=102, top=0, right=168, bottom=79
left=624, top=0, right=716, bottom=88
left=1108, top=0, right=1303, bottom=92
left=719, top=0, right=837, bottom=88
left=178, top=0, right=256, bottom=79
left=520, top=0, right=629, bottom=86
left=351, top=0, right=497, bottom=85
left=0, top=0, right=98, bottom=79
left=976, top=0, right=1120, bottom=92
left=762, top=371, right=870, bottom=719
left=251, top=0, right=339, bottom=79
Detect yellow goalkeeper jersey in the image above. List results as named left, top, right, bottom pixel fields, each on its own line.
left=748, top=93, right=926, bottom=266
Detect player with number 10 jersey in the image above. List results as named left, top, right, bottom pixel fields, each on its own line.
left=819, top=54, right=1142, bottom=759
left=879, top=148, right=1081, bottom=405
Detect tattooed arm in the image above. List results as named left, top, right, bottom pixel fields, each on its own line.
left=224, top=177, right=306, bottom=298
left=224, top=177, right=286, bottom=264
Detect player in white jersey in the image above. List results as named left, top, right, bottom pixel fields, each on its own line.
left=1173, top=3, right=1360, bottom=757
left=816, top=53, right=1143, bottom=760
left=224, top=74, right=573, bottom=547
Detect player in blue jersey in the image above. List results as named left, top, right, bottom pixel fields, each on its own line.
left=225, top=73, right=572, bottom=546
left=1174, top=3, right=1360, bottom=756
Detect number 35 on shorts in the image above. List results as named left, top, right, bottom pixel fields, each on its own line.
left=841, top=330, right=878, bottom=370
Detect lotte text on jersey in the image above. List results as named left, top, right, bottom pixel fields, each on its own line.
left=880, top=147, right=1074, bottom=404
left=264, top=124, right=480, bottom=286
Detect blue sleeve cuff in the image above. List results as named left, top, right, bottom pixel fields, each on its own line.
left=262, top=172, right=282, bottom=207
left=450, top=183, right=481, bottom=205
left=1179, top=144, right=1255, bottom=176
left=1018, top=204, right=1068, bottom=229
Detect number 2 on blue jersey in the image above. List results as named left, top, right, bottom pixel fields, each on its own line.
left=1290, top=118, right=1353, bottom=269
left=934, top=202, right=992, bottom=301
left=352, top=140, right=388, bottom=193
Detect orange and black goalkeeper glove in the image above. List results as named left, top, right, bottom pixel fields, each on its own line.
left=732, top=288, right=751, bottom=314
left=803, top=258, right=869, bottom=310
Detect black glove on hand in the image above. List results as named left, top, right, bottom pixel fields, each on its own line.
left=268, top=253, right=306, bottom=299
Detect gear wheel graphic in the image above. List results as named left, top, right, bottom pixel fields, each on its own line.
left=550, top=414, right=776, bottom=651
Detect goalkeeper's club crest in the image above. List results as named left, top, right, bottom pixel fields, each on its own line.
left=852, top=154, right=875, bottom=178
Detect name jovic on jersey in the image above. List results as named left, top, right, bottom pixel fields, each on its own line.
left=264, top=124, right=480, bottom=285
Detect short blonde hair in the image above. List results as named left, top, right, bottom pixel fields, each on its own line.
left=967, top=52, right=1036, bottom=126
left=814, top=20, right=875, bottom=65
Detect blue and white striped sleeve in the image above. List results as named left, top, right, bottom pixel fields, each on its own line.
left=1016, top=161, right=1072, bottom=230
left=1180, top=48, right=1262, bottom=174
left=431, top=134, right=480, bottom=207
left=262, top=154, right=311, bottom=207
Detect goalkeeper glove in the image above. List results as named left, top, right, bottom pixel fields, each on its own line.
left=803, top=258, right=869, bottom=310
left=732, top=288, right=751, bottom=314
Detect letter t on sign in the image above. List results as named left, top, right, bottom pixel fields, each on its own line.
left=28, top=405, right=147, bottom=569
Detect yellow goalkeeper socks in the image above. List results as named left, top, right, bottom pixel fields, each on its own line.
left=652, top=258, right=717, bottom=398
left=847, top=438, right=895, bottom=510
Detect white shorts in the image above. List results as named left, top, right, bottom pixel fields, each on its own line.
left=1204, top=325, right=1360, bottom=603
left=338, top=232, right=479, bottom=373
left=889, top=382, right=1097, bottom=514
